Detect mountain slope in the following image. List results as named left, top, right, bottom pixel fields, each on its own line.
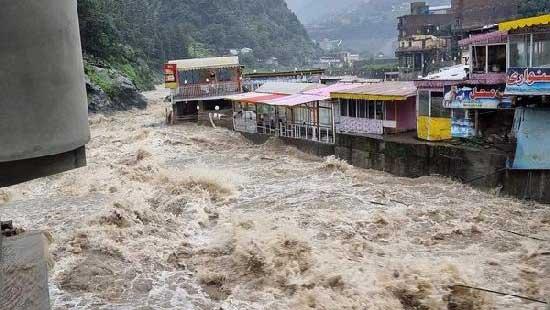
left=294, top=0, right=449, bottom=55
left=78, top=0, right=317, bottom=110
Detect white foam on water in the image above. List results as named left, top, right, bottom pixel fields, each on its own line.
left=1, top=89, right=549, bottom=309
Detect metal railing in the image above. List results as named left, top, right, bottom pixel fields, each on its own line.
left=175, top=81, right=241, bottom=100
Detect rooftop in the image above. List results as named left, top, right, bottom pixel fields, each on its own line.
left=255, top=82, right=324, bottom=95
left=331, top=82, right=417, bottom=101
left=168, top=56, right=240, bottom=71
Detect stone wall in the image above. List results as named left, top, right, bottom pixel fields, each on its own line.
left=336, top=133, right=550, bottom=203
left=238, top=130, right=550, bottom=203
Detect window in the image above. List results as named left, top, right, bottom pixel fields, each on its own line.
left=368, top=101, right=375, bottom=119
left=509, top=34, right=531, bottom=67
left=358, top=100, right=367, bottom=118
left=375, top=102, right=384, bottom=120
left=419, top=91, right=430, bottom=116
left=340, top=99, right=348, bottom=117
left=488, top=45, right=506, bottom=73
left=473, top=46, right=487, bottom=73
left=533, top=32, right=550, bottom=68
left=218, top=68, right=233, bottom=82
left=430, top=92, right=450, bottom=118
left=349, top=100, right=357, bottom=117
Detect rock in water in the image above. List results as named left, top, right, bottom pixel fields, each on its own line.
left=86, top=76, right=112, bottom=113
left=111, top=74, right=147, bottom=111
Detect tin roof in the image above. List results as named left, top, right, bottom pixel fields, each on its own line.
left=255, top=82, right=324, bottom=95
left=223, top=92, right=265, bottom=101
left=264, top=94, right=325, bottom=106
left=499, top=14, right=550, bottom=32
left=331, top=82, right=417, bottom=101
left=458, top=31, right=507, bottom=47
left=421, top=65, right=468, bottom=81
left=168, top=57, right=240, bottom=70
left=303, top=83, right=364, bottom=97
left=242, top=94, right=287, bottom=104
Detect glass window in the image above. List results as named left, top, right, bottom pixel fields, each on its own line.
left=419, top=91, right=430, bottom=116
left=509, top=34, right=531, bottom=67
left=375, top=102, right=384, bottom=120
left=218, top=68, right=233, bottom=82
left=340, top=99, right=348, bottom=117
left=368, top=101, right=375, bottom=119
left=473, top=46, right=487, bottom=73
left=533, top=33, right=550, bottom=68
left=488, top=44, right=507, bottom=73
left=430, top=92, right=450, bottom=118
left=358, top=100, right=367, bottom=118
left=349, top=100, right=357, bottom=117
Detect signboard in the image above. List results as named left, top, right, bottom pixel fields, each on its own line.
left=164, top=64, right=178, bottom=89
left=506, top=67, right=550, bottom=95
left=444, top=85, right=512, bottom=109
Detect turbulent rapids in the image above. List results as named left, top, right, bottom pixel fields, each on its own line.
left=1, top=89, right=549, bottom=309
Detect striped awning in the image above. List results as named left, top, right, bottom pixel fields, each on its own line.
left=499, top=14, right=550, bottom=32
left=331, top=82, right=417, bottom=101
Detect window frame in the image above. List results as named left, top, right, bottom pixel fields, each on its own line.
left=471, top=43, right=507, bottom=73
left=507, top=32, right=550, bottom=68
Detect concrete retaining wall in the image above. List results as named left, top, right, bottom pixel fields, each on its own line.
left=238, top=130, right=550, bottom=203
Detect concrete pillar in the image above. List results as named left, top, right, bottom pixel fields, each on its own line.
left=0, top=0, right=90, bottom=163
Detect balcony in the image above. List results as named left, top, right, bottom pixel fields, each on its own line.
left=174, top=81, right=241, bottom=100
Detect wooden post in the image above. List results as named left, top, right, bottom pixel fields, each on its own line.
left=317, top=101, right=321, bottom=142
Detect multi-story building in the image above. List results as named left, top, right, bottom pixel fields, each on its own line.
left=164, top=57, right=243, bottom=122
left=396, top=2, right=455, bottom=80
left=396, top=0, right=521, bottom=81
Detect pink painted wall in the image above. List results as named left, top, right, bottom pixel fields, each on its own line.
left=396, top=97, right=417, bottom=131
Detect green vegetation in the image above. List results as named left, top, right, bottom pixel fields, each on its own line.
left=518, top=0, right=550, bottom=18
left=77, top=0, right=317, bottom=92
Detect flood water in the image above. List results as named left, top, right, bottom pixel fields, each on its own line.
left=1, top=89, right=549, bottom=309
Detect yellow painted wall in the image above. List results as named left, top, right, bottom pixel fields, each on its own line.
left=417, top=116, right=451, bottom=141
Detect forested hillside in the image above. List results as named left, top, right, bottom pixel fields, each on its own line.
left=77, top=0, right=317, bottom=110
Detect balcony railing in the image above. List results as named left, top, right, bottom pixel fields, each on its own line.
left=175, top=81, right=241, bottom=100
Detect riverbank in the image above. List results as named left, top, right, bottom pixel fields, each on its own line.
left=1, top=89, right=548, bottom=309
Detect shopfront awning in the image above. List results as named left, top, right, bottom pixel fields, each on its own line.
left=499, top=14, right=550, bottom=32
left=330, top=82, right=417, bottom=101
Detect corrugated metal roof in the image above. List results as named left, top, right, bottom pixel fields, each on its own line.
left=169, top=57, right=240, bottom=70
left=458, top=31, right=507, bottom=47
left=223, top=92, right=264, bottom=101
left=421, top=65, right=468, bottom=81
left=255, top=82, right=324, bottom=95
left=243, top=94, right=287, bottom=104
left=331, top=82, right=417, bottom=101
left=303, top=83, right=365, bottom=97
left=264, top=94, right=325, bottom=106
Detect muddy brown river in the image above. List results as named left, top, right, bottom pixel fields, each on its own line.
left=1, top=89, right=549, bottom=309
